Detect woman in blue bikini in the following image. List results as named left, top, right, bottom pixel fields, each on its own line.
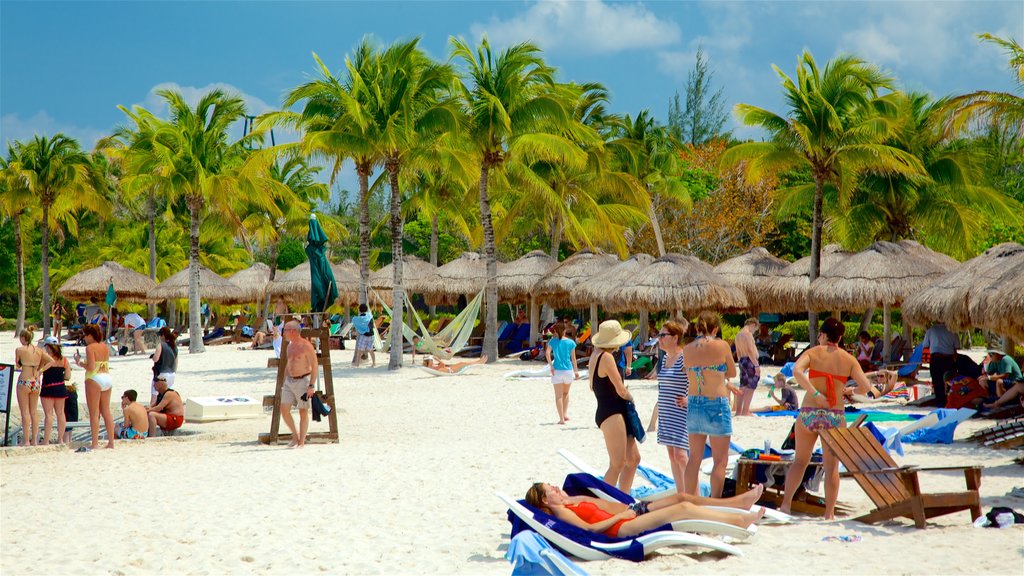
left=780, top=318, right=874, bottom=519
left=681, top=311, right=736, bottom=498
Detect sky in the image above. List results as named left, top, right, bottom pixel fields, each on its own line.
left=2, top=0, right=1021, bottom=199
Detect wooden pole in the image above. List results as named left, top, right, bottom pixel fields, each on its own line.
left=528, top=295, right=539, bottom=347
left=639, top=309, right=649, bottom=342
left=590, top=303, right=599, bottom=332
left=882, top=302, right=892, bottom=364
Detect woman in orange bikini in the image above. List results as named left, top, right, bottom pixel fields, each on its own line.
left=525, top=482, right=764, bottom=537
left=780, top=318, right=874, bottom=519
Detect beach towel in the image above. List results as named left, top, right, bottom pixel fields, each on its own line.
left=903, top=408, right=976, bottom=444
left=506, top=531, right=589, bottom=576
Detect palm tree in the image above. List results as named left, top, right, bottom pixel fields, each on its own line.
left=450, top=36, right=583, bottom=362
left=800, top=91, right=1021, bottom=259
left=11, top=135, right=102, bottom=337
left=608, top=110, right=689, bottom=257
left=942, top=33, right=1023, bottom=138
left=145, top=89, right=285, bottom=353
left=0, top=144, right=34, bottom=334
left=722, top=51, right=924, bottom=340
left=268, top=42, right=382, bottom=307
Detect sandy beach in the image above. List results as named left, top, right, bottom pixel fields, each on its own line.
left=1, top=332, right=1022, bottom=575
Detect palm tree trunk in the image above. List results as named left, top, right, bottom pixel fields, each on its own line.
left=147, top=189, right=157, bottom=320
left=14, top=211, right=26, bottom=334
left=40, top=198, right=52, bottom=338
left=261, top=240, right=280, bottom=321
left=188, top=200, right=205, bottom=353
left=479, top=163, right=498, bottom=363
left=386, top=160, right=404, bottom=370
left=357, top=162, right=371, bottom=307
left=646, top=184, right=666, bottom=257
left=428, top=213, right=438, bottom=323
left=808, top=177, right=825, bottom=344
left=541, top=217, right=562, bottom=326
left=859, top=307, right=875, bottom=332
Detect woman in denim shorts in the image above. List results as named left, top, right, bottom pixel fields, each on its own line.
left=681, top=311, right=736, bottom=498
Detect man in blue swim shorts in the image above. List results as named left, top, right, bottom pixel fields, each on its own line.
left=117, top=389, right=149, bottom=439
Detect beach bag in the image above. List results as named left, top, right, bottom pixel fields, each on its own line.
left=946, top=375, right=986, bottom=409
left=624, top=401, right=646, bottom=443
left=118, top=345, right=128, bottom=356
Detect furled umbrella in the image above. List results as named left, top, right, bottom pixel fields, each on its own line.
left=306, top=213, right=338, bottom=318
left=713, top=247, right=790, bottom=312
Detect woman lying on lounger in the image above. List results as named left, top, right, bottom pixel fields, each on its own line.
left=421, top=355, right=488, bottom=373
left=524, top=482, right=765, bottom=537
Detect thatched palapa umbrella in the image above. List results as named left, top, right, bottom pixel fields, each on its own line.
left=570, top=254, right=655, bottom=340
left=497, top=250, right=557, bottom=345
left=533, top=249, right=618, bottom=329
left=370, top=255, right=436, bottom=293
left=809, top=241, right=957, bottom=360
left=228, top=262, right=272, bottom=303
left=150, top=264, right=246, bottom=304
left=608, top=253, right=747, bottom=315
left=970, top=258, right=1024, bottom=343
left=904, top=242, right=1024, bottom=331
left=269, top=260, right=362, bottom=305
left=713, top=247, right=790, bottom=312
left=419, top=252, right=487, bottom=306
left=762, top=244, right=852, bottom=313
left=57, top=261, right=157, bottom=303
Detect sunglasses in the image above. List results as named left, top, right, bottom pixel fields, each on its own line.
left=657, top=332, right=672, bottom=338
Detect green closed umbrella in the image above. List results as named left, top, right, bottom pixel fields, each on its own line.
left=306, top=213, right=338, bottom=315
left=105, top=280, right=117, bottom=338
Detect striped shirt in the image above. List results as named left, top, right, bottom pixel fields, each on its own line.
left=657, top=352, right=689, bottom=450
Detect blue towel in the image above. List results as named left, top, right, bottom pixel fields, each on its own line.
left=903, top=408, right=975, bottom=444
left=507, top=531, right=589, bottom=576
left=780, top=362, right=795, bottom=378
left=636, top=465, right=711, bottom=498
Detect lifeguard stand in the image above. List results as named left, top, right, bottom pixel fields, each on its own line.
left=259, top=326, right=338, bottom=444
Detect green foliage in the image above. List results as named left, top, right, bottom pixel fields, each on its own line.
left=276, top=237, right=306, bottom=271
left=667, top=47, right=730, bottom=146
left=719, top=323, right=740, bottom=342
left=403, top=216, right=467, bottom=264
left=776, top=319, right=909, bottom=343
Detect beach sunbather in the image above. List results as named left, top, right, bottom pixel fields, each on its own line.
left=524, top=482, right=765, bottom=538
left=422, top=355, right=488, bottom=373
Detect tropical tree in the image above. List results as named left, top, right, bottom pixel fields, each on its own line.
left=10, top=134, right=106, bottom=337
left=722, top=52, right=924, bottom=340
left=942, top=33, right=1023, bottom=139
left=450, top=36, right=584, bottom=362
left=0, top=145, right=34, bottom=333
left=667, top=46, right=730, bottom=146
left=611, top=110, right=689, bottom=256
left=796, top=91, right=1021, bottom=258
left=138, top=89, right=285, bottom=353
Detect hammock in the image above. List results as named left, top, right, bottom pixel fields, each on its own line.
left=371, top=289, right=483, bottom=361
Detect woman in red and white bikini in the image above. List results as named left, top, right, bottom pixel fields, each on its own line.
left=780, top=318, right=875, bottom=519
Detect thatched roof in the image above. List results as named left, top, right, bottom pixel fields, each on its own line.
left=419, top=252, right=488, bottom=305
left=57, top=261, right=157, bottom=303
left=228, top=263, right=272, bottom=302
left=570, top=253, right=655, bottom=308
left=970, top=258, right=1024, bottom=341
left=497, top=250, right=557, bottom=304
left=532, top=249, right=618, bottom=307
left=604, top=253, right=747, bottom=313
left=903, top=242, right=1024, bottom=330
left=268, top=259, right=362, bottom=303
left=808, top=241, right=957, bottom=311
left=713, top=247, right=790, bottom=311
left=897, top=240, right=959, bottom=269
left=370, top=255, right=436, bottom=292
left=762, top=244, right=852, bottom=312
left=150, top=264, right=246, bottom=304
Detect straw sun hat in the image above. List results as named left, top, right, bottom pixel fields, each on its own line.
left=592, top=320, right=631, bottom=349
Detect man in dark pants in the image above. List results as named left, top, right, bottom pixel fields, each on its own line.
left=922, top=322, right=958, bottom=407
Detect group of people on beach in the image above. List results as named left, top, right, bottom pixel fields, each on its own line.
left=13, top=323, right=184, bottom=449
left=535, top=311, right=891, bottom=533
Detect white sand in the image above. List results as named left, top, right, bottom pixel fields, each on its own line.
left=1, top=332, right=1022, bottom=575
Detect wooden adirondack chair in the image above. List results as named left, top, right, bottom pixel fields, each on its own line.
left=820, top=424, right=982, bottom=529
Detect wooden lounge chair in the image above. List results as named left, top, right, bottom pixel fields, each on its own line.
left=819, top=423, right=982, bottom=529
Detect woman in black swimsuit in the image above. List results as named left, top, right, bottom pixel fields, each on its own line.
left=589, top=320, right=640, bottom=495
left=39, top=339, right=70, bottom=444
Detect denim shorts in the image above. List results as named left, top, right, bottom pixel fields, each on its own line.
left=687, top=396, right=733, bottom=437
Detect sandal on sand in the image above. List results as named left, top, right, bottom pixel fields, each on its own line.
left=75, top=447, right=91, bottom=453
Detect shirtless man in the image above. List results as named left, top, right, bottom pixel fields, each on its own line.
left=118, top=390, right=150, bottom=439
left=734, top=318, right=761, bottom=416
left=147, top=376, right=184, bottom=436
left=281, top=320, right=317, bottom=448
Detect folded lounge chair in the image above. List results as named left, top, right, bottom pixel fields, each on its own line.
left=506, top=531, right=589, bottom=576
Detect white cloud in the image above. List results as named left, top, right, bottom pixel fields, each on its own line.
left=469, top=0, right=680, bottom=55
left=131, top=81, right=277, bottom=119
left=1, top=110, right=109, bottom=150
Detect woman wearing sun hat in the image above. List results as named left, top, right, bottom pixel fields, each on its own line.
left=589, top=319, right=641, bottom=494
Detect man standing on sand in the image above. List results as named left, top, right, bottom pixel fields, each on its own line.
left=921, top=321, right=959, bottom=407
left=281, top=320, right=317, bottom=448
left=734, top=317, right=761, bottom=416
left=117, top=390, right=150, bottom=439
left=351, top=304, right=376, bottom=368
left=147, top=376, right=184, bottom=435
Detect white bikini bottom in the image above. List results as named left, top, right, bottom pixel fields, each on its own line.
left=88, top=373, right=113, bottom=392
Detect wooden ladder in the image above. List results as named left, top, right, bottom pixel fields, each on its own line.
left=258, top=327, right=339, bottom=444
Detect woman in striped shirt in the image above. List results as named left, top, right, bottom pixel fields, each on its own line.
left=656, top=319, right=690, bottom=494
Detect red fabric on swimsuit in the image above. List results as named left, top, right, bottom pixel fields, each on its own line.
left=163, top=413, right=184, bottom=430
left=566, top=501, right=628, bottom=537
left=808, top=368, right=845, bottom=408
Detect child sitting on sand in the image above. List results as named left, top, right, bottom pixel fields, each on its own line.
left=753, top=373, right=798, bottom=412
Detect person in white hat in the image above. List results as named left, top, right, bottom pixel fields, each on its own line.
left=589, top=319, right=641, bottom=494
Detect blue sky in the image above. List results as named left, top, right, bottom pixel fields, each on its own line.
left=2, top=0, right=1021, bottom=199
